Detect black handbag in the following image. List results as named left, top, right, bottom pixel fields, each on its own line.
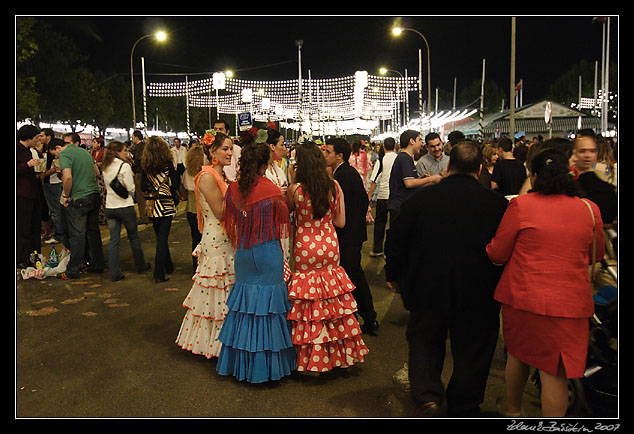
left=110, top=161, right=129, bottom=199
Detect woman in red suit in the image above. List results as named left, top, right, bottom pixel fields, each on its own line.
left=486, top=149, right=605, bottom=417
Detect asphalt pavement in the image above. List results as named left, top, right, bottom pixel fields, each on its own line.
left=16, top=203, right=606, bottom=422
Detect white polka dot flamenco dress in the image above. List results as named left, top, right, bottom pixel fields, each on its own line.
left=287, top=185, right=369, bottom=372
left=175, top=190, right=235, bottom=358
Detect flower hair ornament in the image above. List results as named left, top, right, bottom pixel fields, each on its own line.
left=202, top=129, right=216, bottom=148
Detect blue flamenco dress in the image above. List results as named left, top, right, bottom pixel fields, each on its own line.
left=216, top=177, right=296, bottom=383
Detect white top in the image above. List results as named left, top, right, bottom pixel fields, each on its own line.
left=102, top=158, right=136, bottom=209
left=172, top=145, right=187, bottom=166
left=265, top=161, right=288, bottom=191
left=223, top=144, right=241, bottom=182
left=370, top=151, right=397, bottom=200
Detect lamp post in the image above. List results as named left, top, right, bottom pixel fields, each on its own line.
left=379, top=67, right=406, bottom=131
left=392, top=27, right=431, bottom=116
left=130, top=31, right=166, bottom=130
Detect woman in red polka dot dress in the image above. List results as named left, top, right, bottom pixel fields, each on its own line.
left=286, top=143, right=369, bottom=373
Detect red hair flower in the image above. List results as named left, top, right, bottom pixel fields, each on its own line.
left=202, top=132, right=215, bottom=147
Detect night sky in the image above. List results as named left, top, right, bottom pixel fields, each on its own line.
left=31, top=14, right=618, bottom=106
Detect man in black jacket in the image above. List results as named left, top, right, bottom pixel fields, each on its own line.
left=324, top=138, right=378, bottom=335
left=385, top=141, right=508, bottom=417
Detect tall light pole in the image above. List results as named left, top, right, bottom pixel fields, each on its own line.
left=130, top=31, right=167, bottom=130
left=379, top=67, right=406, bottom=131
left=392, top=26, right=431, bottom=115
left=509, top=18, right=516, bottom=140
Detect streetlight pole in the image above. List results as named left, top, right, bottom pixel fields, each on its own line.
left=379, top=67, right=406, bottom=131
left=392, top=27, right=431, bottom=115
left=130, top=31, right=166, bottom=131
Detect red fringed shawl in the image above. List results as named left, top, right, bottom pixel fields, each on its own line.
left=194, top=166, right=228, bottom=234
left=223, top=176, right=290, bottom=250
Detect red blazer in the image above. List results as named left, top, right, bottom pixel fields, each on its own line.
left=486, top=193, right=605, bottom=318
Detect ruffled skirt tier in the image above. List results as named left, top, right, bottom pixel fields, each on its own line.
left=288, top=265, right=369, bottom=372
left=175, top=242, right=235, bottom=359
left=216, top=241, right=296, bottom=383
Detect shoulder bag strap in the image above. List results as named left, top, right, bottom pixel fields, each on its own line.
left=581, top=199, right=597, bottom=285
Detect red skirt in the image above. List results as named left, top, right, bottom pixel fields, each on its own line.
left=501, top=304, right=589, bottom=378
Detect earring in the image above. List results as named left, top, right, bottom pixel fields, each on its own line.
left=212, top=157, right=219, bottom=166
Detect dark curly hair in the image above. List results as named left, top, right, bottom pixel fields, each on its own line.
left=237, top=141, right=271, bottom=199
left=295, top=142, right=336, bottom=220
left=530, top=148, right=581, bottom=197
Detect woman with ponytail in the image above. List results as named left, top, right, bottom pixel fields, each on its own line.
left=487, top=149, right=605, bottom=417
left=101, top=141, right=150, bottom=281
left=176, top=132, right=235, bottom=359
left=216, top=141, right=296, bottom=383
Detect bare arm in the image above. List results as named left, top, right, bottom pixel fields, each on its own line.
left=198, top=172, right=224, bottom=220
left=333, top=181, right=345, bottom=228
left=61, top=168, right=72, bottom=207
left=403, top=174, right=442, bottom=188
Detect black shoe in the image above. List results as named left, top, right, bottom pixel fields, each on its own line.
left=361, top=320, right=379, bottom=336
left=413, top=402, right=442, bottom=418
left=111, top=275, right=125, bottom=282
left=137, top=263, right=151, bottom=274
left=154, top=277, right=170, bottom=283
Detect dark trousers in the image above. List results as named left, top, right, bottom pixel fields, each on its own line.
left=372, top=199, right=388, bottom=253
left=406, top=304, right=500, bottom=417
left=16, top=196, right=42, bottom=265
left=150, top=216, right=174, bottom=280
left=338, top=242, right=376, bottom=325
left=186, top=211, right=202, bottom=272
left=64, top=193, right=105, bottom=277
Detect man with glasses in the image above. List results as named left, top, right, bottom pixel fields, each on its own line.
left=58, top=132, right=105, bottom=278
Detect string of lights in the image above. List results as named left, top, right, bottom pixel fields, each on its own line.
left=148, top=72, right=419, bottom=122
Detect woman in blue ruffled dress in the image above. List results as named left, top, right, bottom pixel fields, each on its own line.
left=216, top=142, right=296, bottom=383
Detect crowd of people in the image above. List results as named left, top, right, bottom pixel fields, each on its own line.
left=17, top=120, right=617, bottom=417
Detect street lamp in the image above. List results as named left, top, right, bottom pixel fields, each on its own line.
left=379, top=67, right=406, bottom=131
left=130, top=31, right=167, bottom=130
left=392, top=26, right=431, bottom=116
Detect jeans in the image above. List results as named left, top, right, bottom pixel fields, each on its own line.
left=106, top=206, right=146, bottom=280
left=150, top=216, right=174, bottom=280
left=64, top=192, right=105, bottom=277
left=42, top=182, right=65, bottom=241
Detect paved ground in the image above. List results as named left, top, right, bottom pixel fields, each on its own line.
left=16, top=204, right=613, bottom=421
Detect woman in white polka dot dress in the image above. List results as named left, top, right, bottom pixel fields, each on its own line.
left=286, top=143, right=369, bottom=373
left=175, top=133, right=235, bottom=359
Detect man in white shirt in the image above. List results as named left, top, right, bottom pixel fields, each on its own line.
left=171, top=138, right=187, bottom=194
left=40, top=135, right=66, bottom=244
left=368, top=137, right=398, bottom=257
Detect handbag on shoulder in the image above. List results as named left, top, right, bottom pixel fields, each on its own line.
left=110, top=161, right=129, bottom=199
